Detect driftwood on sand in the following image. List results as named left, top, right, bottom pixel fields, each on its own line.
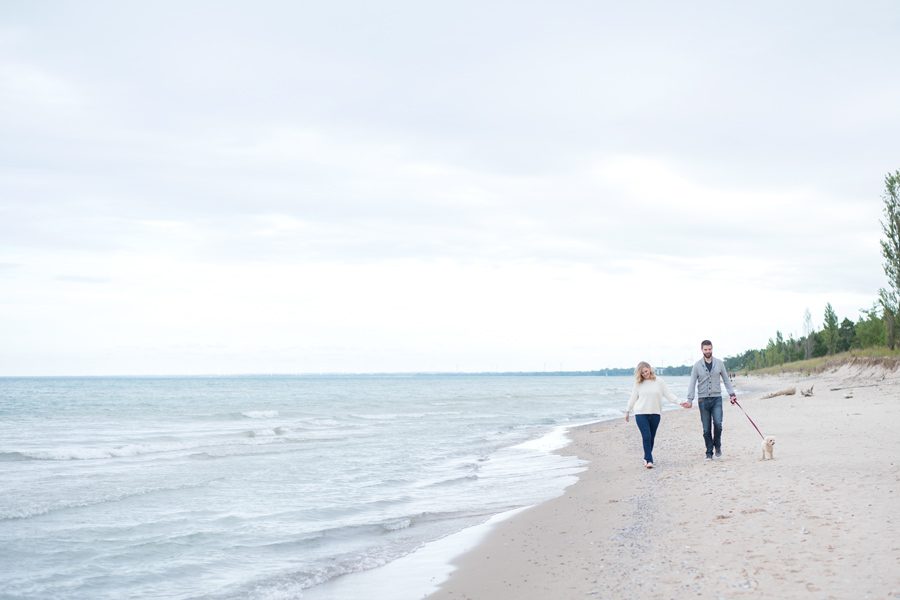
left=800, top=385, right=814, bottom=397
left=829, top=383, right=880, bottom=391
left=760, top=387, right=796, bottom=399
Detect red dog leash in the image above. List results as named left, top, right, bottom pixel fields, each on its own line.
left=731, top=398, right=765, bottom=440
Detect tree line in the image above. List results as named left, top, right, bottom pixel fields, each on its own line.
left=722, top=302, right=885, bottom=372
left=723, top=170, right=900, bottom=373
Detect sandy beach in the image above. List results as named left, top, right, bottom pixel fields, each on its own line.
left=429, top=362, right=900, bottom=600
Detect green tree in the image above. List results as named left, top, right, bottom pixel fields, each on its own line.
left=812, top=331, right=828, bottom=357
left=764, top=332, right=785, bottom=366
left=855, top=304, right=885, bottom=348
left=822, top=303, right=839, bottom=355
left=785, top=333, right=800, bottom=362
left=879, top=169, right=900, bottom=350
left=837, top=318, right=856, bottom=352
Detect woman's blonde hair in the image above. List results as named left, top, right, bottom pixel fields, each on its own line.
left=634, top=361, right=656, bottom=384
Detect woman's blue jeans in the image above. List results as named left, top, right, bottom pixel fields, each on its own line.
left=634, top=414, right=661, bottom=464
left=698, top=396, right=723, bottom=456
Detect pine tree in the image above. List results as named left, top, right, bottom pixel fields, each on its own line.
left=822, top=303, right=839, bottom=355
left=879, top=170, right=900, bottom=349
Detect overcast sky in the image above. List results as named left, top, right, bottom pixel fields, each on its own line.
left=2, top=1, right=898, bottom=375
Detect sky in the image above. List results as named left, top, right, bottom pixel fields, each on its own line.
left=2, top=1, right=898, bottom=375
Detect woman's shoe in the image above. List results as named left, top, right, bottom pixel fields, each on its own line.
left=645, top=462, right=653, bottom=469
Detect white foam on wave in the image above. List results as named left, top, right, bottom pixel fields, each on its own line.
left=16, top=430, right=301, bottom=461
left=297, top=424, right=591, bottom=600
left=300, top=506, right=531, bottom=600
left=241, top=410, right=279, bottom=419
left=381, top=517, right=411, bottom=531
left=21, top=442, right=199, bottom=461
left=512, top=424, right=572, bottom=453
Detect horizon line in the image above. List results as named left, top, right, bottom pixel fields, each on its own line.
left=0, top=367, right=696, bottom=378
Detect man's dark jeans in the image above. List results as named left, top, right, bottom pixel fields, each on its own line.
left=698, top=396, right=723, bottom=457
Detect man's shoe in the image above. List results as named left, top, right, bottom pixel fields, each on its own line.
left=705, top=453, right=713, bottom=460
left=715, top=448, right=722, bottom=457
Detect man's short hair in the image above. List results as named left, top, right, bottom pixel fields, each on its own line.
left=701, top=339, right=712, bottom=347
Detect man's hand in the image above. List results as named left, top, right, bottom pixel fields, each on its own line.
left=680, top=401, right=692, bottom=409
left=729, top=394, right=737, bottom=405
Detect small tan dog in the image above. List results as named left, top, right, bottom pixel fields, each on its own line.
left=761, top=435, right=776, bottom=460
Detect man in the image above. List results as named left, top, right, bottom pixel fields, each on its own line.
left=682, top=340, right=736, bottom=459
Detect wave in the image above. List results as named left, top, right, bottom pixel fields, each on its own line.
left=11, top=440, right=212, bottom=461
left=242, top=427, right=280, bottom=438
left=381, top=517, right=411, bottom=531
left=512, top=425, right=573, bottom=453
left=0, top=479, right=219, bottom=521
left=240, top=410, right=279, bottom=419
left=222, top=556, right=385, bottom=599
left=347, top=411, right=461, bottom=421
left=202, top=410, right=284, bottom=421
left=312, top=509, right=484, bottom=540
left=187, top=445, right=308, bottom=460
left=4, top=429, right=318, bottom=462
left=219, top=509, right=504, bottom=599
left=421, top=474, right=479, bottom=489
left=0, top=451, right=30, bottom=461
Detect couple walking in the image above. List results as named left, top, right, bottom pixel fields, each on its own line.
left=624, top=340, right=736, bottom=468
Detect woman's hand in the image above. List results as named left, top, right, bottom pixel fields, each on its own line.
left=624, top=412, right=630, bottom=422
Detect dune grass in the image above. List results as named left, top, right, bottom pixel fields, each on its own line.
left=744, top=347, right=900, bottom=376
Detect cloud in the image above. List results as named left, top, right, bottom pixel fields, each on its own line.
left=0, top=1, right=896, bottom=374
left=1, top=123, right=882, bottom=297
left=54, top=275, right=112, bottom=284
left=0, top=61, right=83, bottom=113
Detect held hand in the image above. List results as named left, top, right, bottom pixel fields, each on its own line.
left=680, top=401, right=692, bottom=409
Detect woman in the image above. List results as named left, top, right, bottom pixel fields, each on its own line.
left=625, top=361, right=681, bottom=469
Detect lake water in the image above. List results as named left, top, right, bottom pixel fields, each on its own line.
left=0, top=374, right=689, bottom=599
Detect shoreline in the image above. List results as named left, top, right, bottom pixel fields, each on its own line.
left=428, top=368, right=900, bottom=599
left=297, top=421, right=600, bottom=600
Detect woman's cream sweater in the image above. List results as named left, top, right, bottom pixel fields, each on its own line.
left=625, top=378, right=680, bottom=415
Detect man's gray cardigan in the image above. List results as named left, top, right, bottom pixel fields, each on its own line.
left=687, top=357, right=736, bottom=401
